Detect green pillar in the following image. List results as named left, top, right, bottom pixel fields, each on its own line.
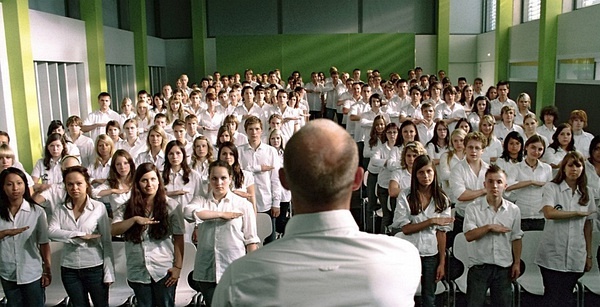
left=495, top=0, right=513, bottom=82
left=80, top=0, right=107, bottom=108
left=2, top=0, right=42, bottom=170
left=436, top=0, right=450, bottom=73
left=192, top=0, right=208, bottom=80
left=536, top=0, right=560, bottom=112
left=130, top=0, right=150, bottom=92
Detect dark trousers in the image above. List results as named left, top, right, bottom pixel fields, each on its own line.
left=61, top=264, right=108, bottom=307
left=325, top=108, right=336, bottom=121
left=539, top=266, right=583, bottom=307
left=466, top=264, right=513, bottom=307
left=336, top=112, right=344, bottom=126
left=365, top=172, right=380, bottom=233
left=309, top=110, right=322, bottom=120
left=275, top=202, right=290, bottom=235
left=421, top=255, right=439, bottom=307
left=128, top=274, right=177, bottom=307
left=447, top=213, right=464, bottom=249
left=0, top=277, right=45, bottom=307
left=356, top=141, right=365, bottom=169
left=521, top=218, right=545, bottom=231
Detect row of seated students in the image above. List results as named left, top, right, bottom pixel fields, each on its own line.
left=0, top=67, right=598, bottom=306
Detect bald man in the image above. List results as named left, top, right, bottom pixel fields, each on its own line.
left=213, top=119, right=421, bottom=307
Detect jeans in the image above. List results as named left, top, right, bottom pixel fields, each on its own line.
left=466, top=264, right=513, bottom=307
left=377, top=186, right=392, bottom=233
left=309, top=110, right=322, bottom=120
left=521, top=218, right=545, bottom=231
left=539, top=266, right=583, bottom=307
left=61, top=264, right=108, bottom=307
left=421, top=255, right=439, bottom=307
left=128, top=275, right=177, bottom=307
left=0, top=277, right=45, bottom=307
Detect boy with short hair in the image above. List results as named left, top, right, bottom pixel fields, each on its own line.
left=463, top=164, right=523, bottom=307
left=494, top=105, right=525, bottom=143
left=490, top=81, right=517, bottom=120
left=67, top=115, right=95, bottom=166
left=172, top=119, right=193, bottom=160
left=569, top=110, right=594, bottom=158
left=82, top=92, right=121, bottom=141
left=184, top=114, right=202, bottom=143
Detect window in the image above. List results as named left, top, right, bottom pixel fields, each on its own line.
left=149, top=66, right=167, bottom=97
left=106, top=64, right=135, bottom=111
left=523, top=0, right=541, bottom=22
left=509, top=62, right=538, bottom=80
left=484, top=0, right=497, bottom=32
left=576, top=0, right=600, bottom=8
left=557, top=58, right=596, bottom=80
left=34, top=61, right=87, bottom=143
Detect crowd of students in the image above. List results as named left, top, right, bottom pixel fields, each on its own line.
left=0, top=66, right=598, bottom=307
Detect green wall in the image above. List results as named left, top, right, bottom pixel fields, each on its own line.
left=215, top=33, right=415, bottom=78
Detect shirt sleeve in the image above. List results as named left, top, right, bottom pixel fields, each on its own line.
left=540, top=182, right=556, bottom=213
left=510, top=205, right=524, bottom=241
left=98, top=204, right=116, bottom=283
left=462, top=202, right=479, bottom=233
left=270, top=148, right=282, bottom=208
left=169, top=202, right=186, bottom=235
left=437, top=203, right=453, bottom=232
left=391, top=192, right=411, bottom=229
left=241, top=200, right=260, bottom=245
left=449, top=164, right=467, bottom=203
left=36, top=209, right=50, bottom=244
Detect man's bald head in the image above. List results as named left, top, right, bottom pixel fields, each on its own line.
left=282, top=119, right=360, bottom=210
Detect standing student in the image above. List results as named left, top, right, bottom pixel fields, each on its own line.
left=135, top=125, right=167, bottom=171
left=269, top=129, right=291, bottom=235
left=536, top=106, right=558, bottom=142
left=542, top=123, right=575, bottom=170
left=479, top=115, right=502, bottom=164
left=48, top=166, right=114, bottom=307
left=190, top=136, right=215, bottom=197
left=67, top=115, right=95, bottom=167
left=111, top=163, right=185, bottom=307
left=506, top=135, right=552, bottom=231
left=522, top=113, right=549, bottom=145
left=514, top=93, right=534, bottom=126
left=426, top=121, right=449, bottom=167
left=439, top=129, right=467, bottom=203
left=434, top=86, right=466, bottom=132
left=392, top=155, right=453, bottom=307
left=116, top=118, right=146, bottom=158
left=467, top=96, right=491, bottom=132
left=0, top=168, right=51, bottom=307
left=119, top=97, right=136, bottom=128
left=489, top=81, right=517, bottom=121
left=237, top=116, right=281, bottom=243
left=417, top=102, right=437, bottom=145
left=135, top=100, right=155, bottom=137
left=569, top=110, right=594, bottom=158
left=463, top=165, right=523, bottom=307
left=31, top=133, right=68, bottom=193
left=82, top=92, right=121, bottom=142
left=92, top=150, right=135, bottom=218
left=218, top=142, right=256, bottom=212
left=495, top=131, right=524, bottom=174
left=184, top=161, right=259, bottom=306
left=494, top=105, right=525, bottom=143
left=536, top=152, right=595, bottom=307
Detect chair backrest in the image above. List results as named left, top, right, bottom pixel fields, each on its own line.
left=256, top=212, right=272, bottom=245
left=182, top=242, right=197, bottom=289
left=451, top=233, right=470, bottom=293
left=45, top=241, right=68, bottom=304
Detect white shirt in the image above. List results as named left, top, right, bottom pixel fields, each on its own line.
left=233, top=103, right=265, bottom=133
left=490, top=98, right=517, bottom=118
left=493, top=122, right=525, bottom=144
left=198, top=109, right=225, bottom=145
left=91, top=182, right=131, bottom=213
left=573, top=131, right=594, bottom=158
left=88, top=158, right=111, bottom=186
left=238, top=143, right=282, bottom=212
left=212, top=210, right=421, bottom=307
left=401, top=103, right=424, bottom=121
left=506, top=160, right=553, bottom=218
left=323, top=80, right=344, bottom=110
left=467, top=112, right=481, bottom=132
left=438, top=152, right=464, bottom=201
left=434, top=102, right=466, bottom=124
left=83, top=109, right=121, bottom=142
left=393, top=189, right=452, bottom=256
left=48, top=198, right=115, bottom=283
left=450, top=159, right=489, bottom=216
left=481, top=136, right=502, bottom=164
left=112, top=198, right=185, bottom=283
left=541, top=146, right=566, bottom=168
left=231, top=132, right=248, bottom=147
left=535, top=181, right=597, bottom=272
left=369, top=143, right=393, bottom=176
left=0, top=200, right=49, bottom=284
left=536, top=125, right=556, bottom=143
left=390, top=169, right=411, bottom=192
left=31, top=158, right=62, bottom=185
left=184, top=192, right=259, bottom=283
left=350, top=101, right=371, bottom=142
left=116, top=138, right=146, bottom=159
left=135, top=150, right=165, bottom=172
left=463, top=197, right=523, bottom=268
left=304, top=82, right=325, bottom=111
left=72, top=134, right=96, bottom=167
left=417, top=122, right=436, bottom=145
left=514, top=110, right=535, bottom=126
left=426, top=142, right=448, bottom=162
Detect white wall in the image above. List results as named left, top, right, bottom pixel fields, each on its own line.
left=509, top=20, right=539, bottom=62
left=104, top=26, right=135, bottom=65
left=30, top=10, right=88, bottom=63
left=415, top=35, right=437, bottom=74
left=557, top=4, right=600, bottom=59
left=450, top=0, right=483, bottom=34
left=0, top=3, right=18, bottom=157
left=449, top=35, right=477, bottom=83
left=476, top=31, right=496, bottom=86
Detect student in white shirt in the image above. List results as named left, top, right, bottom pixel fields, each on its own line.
left=119, top=97, right=136, bottom=128
left=494, top=105, right=525, bottom=143
left=67, top=116, right=95, bottom=167
left=92, top=149, right=134, bottom=218
left=111, top=163, right=185, bottom=307
left=449, top=132, right=490, bottom=243
left=393, top=155, right=453, bottom=307
left=105, top=120, right=121, bottom=145
left=116, top=118, right=146, bottom=158
left=569, top=110, right=594, bottom=159
left=463, top=165, right=523, bottom=307
left=135, top=125, right=167, bottom=171
left=82, top=92, right=121, bottom=142
left=162, top=140, right=203, bottom=243
left=536, top=106, right=559, bottom=142
left=585, top=137, right=600, bottom=230
left=505, top=135, right=552, bottom=231
left=489, top=81, right=517, bottom=121
left=426, top=121, right=449, bottom=168
left=48, top=166, right=114, bottom=307
left=363, top=115, right=386, bottom=232
left=46, top=120, right=81, bottom=160
left=438, top=129, right=467, bottom=204
left=479, top=115, right=502, bottom=164
left=185, top=160, right=259, bottom=306
left=417, top=102, right=437, bottom=145
left=536, top=151, right=595, bottom=307
left=190, top=136, right=215, bottom=198
left=467, top=96, right=492, bottom=132
left=435, top=86, right=466, bottom=132
left=223, top=115, right=248, bottom=146
left=31, top=133, right=67, bottom=193
left=199, top=93, right=226, bottom=146
left=0, top=168, right=51, bottom=307
left=522, top=113, right=549, bottom=145
left=0, top=145, right=34, bottom=195
left=218, top=142, right=256, bottom=212
left=238, top=116, right=281, bottom=243
left=514, top=93, right=535, bottom=126
left=268, top=129, right=292, bottom=235
left=495, top=131, right=524, bottom=175
left=542, top=123, right=575, bottom=170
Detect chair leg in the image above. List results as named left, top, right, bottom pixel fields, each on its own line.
left=576, top=281, right=584, bottom=307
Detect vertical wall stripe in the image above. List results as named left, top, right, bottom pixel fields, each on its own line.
left=2, top=0, right=42, bottom=170
left=80, top=0, right=107, bottom=108
left=436, top=0, right=450, bottom=73
left=129, top=0, right=150, bottom=93
left=495, top=0, right=512, bottom=82
left=192, top=0, right=207, bottom=80
left=536, top=0, right=560, bottom=112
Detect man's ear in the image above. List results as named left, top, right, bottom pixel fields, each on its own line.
left=351, top=167, right=365, bottom=191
